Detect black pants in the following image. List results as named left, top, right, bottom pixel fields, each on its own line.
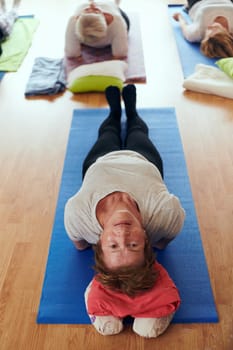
left=187, top=0, right=233, bottom=11
left=119, top=8, right=130, bottom=31
left=82, top=113, right=163, bottom=179
left=186, top=0, right=202, bottom=10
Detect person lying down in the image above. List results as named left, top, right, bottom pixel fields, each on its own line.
left=173, top=0, right=233, bottom=58
left=64, top=84, right=185, bottom=338
left=65, top=0, right=129, bottom=60
left=0, top=0, right=20, bottom=55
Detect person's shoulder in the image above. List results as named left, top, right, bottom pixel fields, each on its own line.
left=200, top=1, right=233, bottom=12
left=111, top=13, right=127, bottom=27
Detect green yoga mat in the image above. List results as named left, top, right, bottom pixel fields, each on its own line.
left=0, top=16, right=39, bottom=72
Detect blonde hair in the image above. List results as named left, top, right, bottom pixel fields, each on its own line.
left=200, top=31, right=233, bottom=58
left=75, top=12, right=107, bottom=44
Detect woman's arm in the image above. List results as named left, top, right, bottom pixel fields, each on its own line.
left=111, top=16, right=128, bottom=58
left=149, top=193, right=186, bottom=250
left=65, top=16, right=82, bottom=58
left=173, top=12, right=190, bottom=40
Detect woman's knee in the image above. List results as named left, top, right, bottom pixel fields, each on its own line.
left=90, top=315, right=123, bottom=336
left=84, top=282, right=123, bottom=336
left=132, top=313, right=174, bottom=338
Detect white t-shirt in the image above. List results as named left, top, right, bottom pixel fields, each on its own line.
left=64, top=151, right=185, bottom=246
left=65, top=1, right=128, bottom=58
left=184, top=0, right=233, bottom=42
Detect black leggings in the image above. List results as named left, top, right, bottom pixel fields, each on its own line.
left=119, top=8, right=130, bottom=31
left=82, top=113, right=163, bottom=179
left=186, top=0, right=202, bottom=10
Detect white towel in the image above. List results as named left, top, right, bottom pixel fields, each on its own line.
left=183, top=64, right=233, bottom=100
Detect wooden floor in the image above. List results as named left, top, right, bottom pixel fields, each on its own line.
left=0, top=0, right=232, bottom=349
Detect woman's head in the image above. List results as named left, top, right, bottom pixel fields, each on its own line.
left=99, top=209, right=147, bottom=270
left=201, top=24, right=233, bottom=58
left=75, top=10, right=107, bottom=44
left=93, top=238, right=158, bottom=296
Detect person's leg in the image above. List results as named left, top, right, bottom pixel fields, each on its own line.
left=82, top=86, right=122, bottom=178
left=89, top=315, right=123, bottom=336
left=122, top=85, right=164, bottom=178
left=186, top=0, right=202, bottom=11
left=133, top=313, right=174, bottom=338
left=84, top=281, right=123, bottom=336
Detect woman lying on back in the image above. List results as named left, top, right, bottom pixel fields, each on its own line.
left=173, top=0, right=233, bottom=57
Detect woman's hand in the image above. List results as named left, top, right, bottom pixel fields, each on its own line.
left=172, top=12, right=188, bottom=38
left=173, top=12, right=182, bottom=22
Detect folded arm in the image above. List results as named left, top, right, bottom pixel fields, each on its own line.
left=65, top=16, right=82, bottom=58
left=173, top=12, right=190, bottom=40
left=150, top=194, right=186, bottom=250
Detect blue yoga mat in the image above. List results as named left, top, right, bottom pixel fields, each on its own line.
left=37, top=107, right=218, bottom=324
left=168, top=5, right=217, bottom=77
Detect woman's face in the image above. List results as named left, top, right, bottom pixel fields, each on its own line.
left=99, top=210, right=147, bottom=270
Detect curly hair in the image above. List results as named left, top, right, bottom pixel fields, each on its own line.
left=200, top=31, right=233, bottom=58
left=92, top=239, right=158, bottom=297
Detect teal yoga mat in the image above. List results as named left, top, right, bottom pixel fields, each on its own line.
left=37, top=107, right=218, bottom=324
left=168, top=5, right=217, bottom=77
